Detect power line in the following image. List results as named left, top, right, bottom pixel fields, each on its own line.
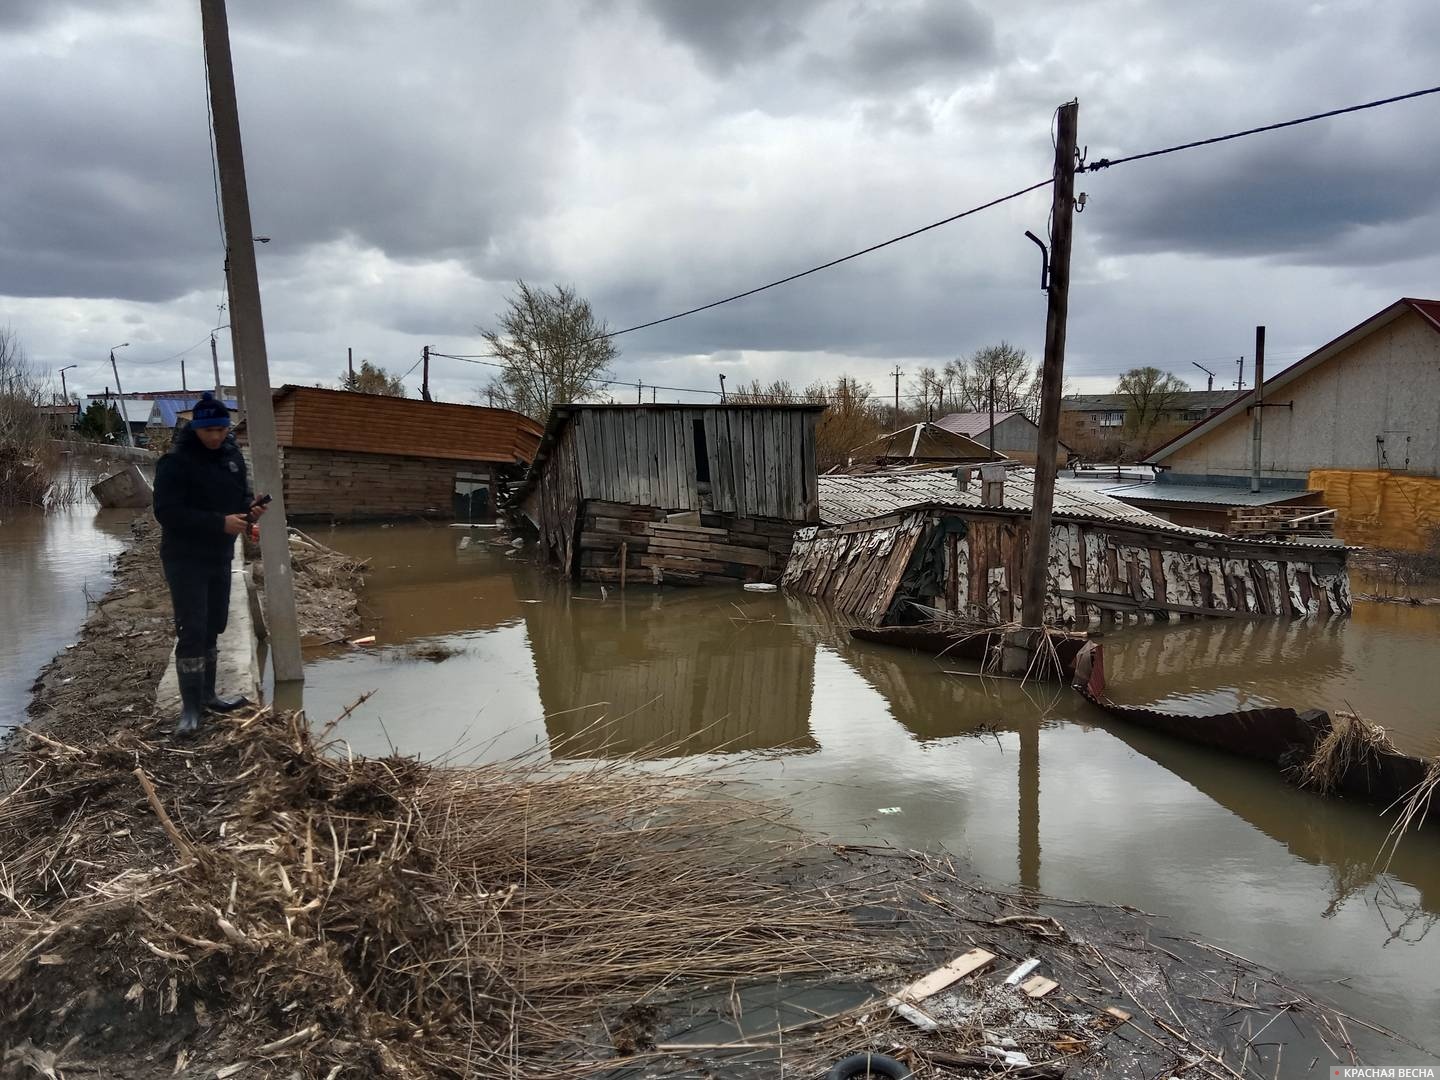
left=1082, top=83, right=1440, bottom=172
left=598, top=178, right=1054, bottom=341
left=429, top=351, right=724, bottom=398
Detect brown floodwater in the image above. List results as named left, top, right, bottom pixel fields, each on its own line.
left=295, top=522, right=1440, bottom=1061
left=1, top=460, right=135, bottom=726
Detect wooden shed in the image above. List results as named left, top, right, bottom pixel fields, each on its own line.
left=783, top=471, right=1351, bottom=626
left=259, top=386, right=542, bottom=520
left=511, top=403, right=826, bottom=585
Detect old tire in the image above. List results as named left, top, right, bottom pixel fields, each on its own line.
left=827, top=1052, right=911, bottom=1080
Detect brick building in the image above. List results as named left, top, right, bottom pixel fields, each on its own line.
left=254, top=386, right=542, bottom=521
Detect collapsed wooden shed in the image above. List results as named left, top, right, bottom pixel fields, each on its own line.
left=783, top=470, right=1351, bottom=626
left=511, top=403, right=826, bottom=584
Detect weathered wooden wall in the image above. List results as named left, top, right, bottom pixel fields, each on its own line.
left=281, top=446, right=492, bottom=520
left=577, top=500, right=796, bottom=585
left=569, top=407, right=819, bottom=521
left=784, top=509, right=1352, bottom=626
left=526, top=420, right=583, bottom=575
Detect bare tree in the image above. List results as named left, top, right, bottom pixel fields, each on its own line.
left=341, top=359, right=406, bottom=397
left=804, top=375, right=882, bottom=471
left=480, top=281, right=618, bottom=421
left=731, top=378, right=801, bottom=404
left=1, top=326, right=64, bottom=507
left=1116, top=366, right=1188, bottom=437
left=943, top=342, right=1040, bottom=418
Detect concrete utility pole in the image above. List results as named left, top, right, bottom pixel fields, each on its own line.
left=1018, top=100, right=1079, bottom=640
left=181, top=358, right=188, bottom=392
left=109, top=344, right=132, bottom=446
left=892, top=366, right=903, bottom=429
left=347, top=346, right=354, bottom=386
left=210, top=333, right=223, bottom=396
left=59, top=365, right=75, bottom=406
left=421, top=345, right=433, bottom=401
left=1250, top=326, right=1265, bottom=494
left=200, top=0, right=303, bottom=685
left=718, top=373, right=727, bottom=402
left=636, top=379, right=643, bottom=404
left=1192, top=361, right=1215, bottom=392
left=1236, top=356, right=1245, bottom=391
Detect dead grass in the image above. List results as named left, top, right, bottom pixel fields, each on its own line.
left=1295, top=709, right=1397, bottom=795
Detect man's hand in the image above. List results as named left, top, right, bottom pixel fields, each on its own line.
left=250, top=501, right=269, bottom=518
left=223, top=514, right=248, bottom=536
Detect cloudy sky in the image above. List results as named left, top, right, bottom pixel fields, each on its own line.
left=3, top=0, right=1437, bottom=408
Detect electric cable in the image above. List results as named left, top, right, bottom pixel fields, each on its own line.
left=1081, top=84, right=1440, bottom=172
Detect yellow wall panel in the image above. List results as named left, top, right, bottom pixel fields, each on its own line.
left=1309, top=468, right=1440, bottom=551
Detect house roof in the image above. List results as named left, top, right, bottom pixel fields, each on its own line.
left=816, top=470, right=1347, bottom=550
left=819, top=469, right=1174, bottom=528
left=149, top=397, right=238, bottom=427
left=848, top=422, right=998, bottom=464
left=80, top=396, right=149, bottom=425
left=1062, top=390, right=1241, bottom=412
left=932, top=410, right=1021, bottom=437
left=1147, top=298, right=1440, bottom=464
left=1100, top=482, right=1315, bottom=507
left=271, top=385, right=543, bottom=464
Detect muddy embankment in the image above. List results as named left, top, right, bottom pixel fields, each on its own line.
left=0, top=522, right=1429, bottom=1079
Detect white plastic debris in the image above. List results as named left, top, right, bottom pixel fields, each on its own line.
left=876, top=807, right=902, bottom=815
left=742, top=582, right=778, bottom=592
left=1004, top=957, right=1042, bottom=985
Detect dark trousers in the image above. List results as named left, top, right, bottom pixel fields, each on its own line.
left=163, top=558, right=232, bottom=660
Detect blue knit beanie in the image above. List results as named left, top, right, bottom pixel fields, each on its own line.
left=191, top=392, right=231, bottom=429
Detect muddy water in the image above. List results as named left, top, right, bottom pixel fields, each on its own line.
left=1, top=462, right=135, bottom=726
left=303, top=523, right=1440, bottom=1059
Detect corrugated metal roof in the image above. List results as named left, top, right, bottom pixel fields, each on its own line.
left=847, top=422, right=995, bottom=463
left=1101, top=482, right=1314, bottom=507
left=80, top=396, right=148, bottom=425
left=819, top=469, right=1172, bottom=527
left=1062, top=390, right=1240, bottom=412
left=932, top=410, right=1019, bottom=437
left=149, top=398, right=238, bottom=427
left=816, top=470, right=1349, bottom=550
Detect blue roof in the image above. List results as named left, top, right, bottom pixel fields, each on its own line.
left=150, top=398, right=238, bottom=426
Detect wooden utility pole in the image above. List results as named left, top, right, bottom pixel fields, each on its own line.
left=181, top=358, right=188, bottom=392
left=1250, top=326, right=1265, bottom=493
left=892, top=366, right=903, bottom=428
left=421, top=345, right=433, bottom=401
left=210, top=333, right=222, bottom=396
left=200, top=0, right=303, bottom=685
left=1017, top=100, right=1079, bottom=637
left=988, top=376, right=996, bottom=454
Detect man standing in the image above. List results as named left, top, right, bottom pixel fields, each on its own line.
left=152, top=393, right=266, bottom=735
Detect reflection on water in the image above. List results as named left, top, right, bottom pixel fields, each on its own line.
left=302, top=524, right=1440, bottom=1059
left=1, top=461, right=135, bottom=726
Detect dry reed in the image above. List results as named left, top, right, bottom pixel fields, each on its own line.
left=0, top=709, right=883, bottom=1078
left=1296, top=709, right=1397, bottom=794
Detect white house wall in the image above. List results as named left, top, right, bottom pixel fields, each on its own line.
left=1163, top=310, right=1440, bottom=480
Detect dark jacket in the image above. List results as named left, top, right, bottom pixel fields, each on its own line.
left=153, top=427, right=252, bottom=565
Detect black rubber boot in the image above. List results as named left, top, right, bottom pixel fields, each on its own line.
left=175, top=656, right=207, bottom=737
left=204, top=649, right=250, bottom=713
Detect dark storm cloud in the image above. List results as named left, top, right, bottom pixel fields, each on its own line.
left=0, top=3, right=575, bottom=303
left=809, top=0, right=996, bottom=91
left=1087, top=110, right=1440, bottom=265
left=640, top=0, right=822, bottom=73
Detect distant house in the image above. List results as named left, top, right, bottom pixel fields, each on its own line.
left=34, top=402, right=79, bottom=432
left=511, top=403, right=826, bottom=585
left=932, top=410, right=1068, bottom=467
left=846, top=421, right=1003, bottom=470
left=148, top=396, right=238, bottom=432
left=1061, top=389, right=1238, bottom=460
left=79, top=395, right=151, bottom=442
left=254, top=386, right=542, bottom=521
left=1133, top=298, right=1440, bottom=549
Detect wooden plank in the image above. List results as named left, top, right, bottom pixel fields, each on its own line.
left=680, top=409, right=697, bottom=510
left=703, top=409, right=725, bottom=512
left=893, top=949, right=996, bottom=1003
left=1021, top=974, right=1059, bottom=999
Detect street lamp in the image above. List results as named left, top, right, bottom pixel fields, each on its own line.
left=57, top=364, right=77, bottom=407
left=109, top=343, right=132, bottom=446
